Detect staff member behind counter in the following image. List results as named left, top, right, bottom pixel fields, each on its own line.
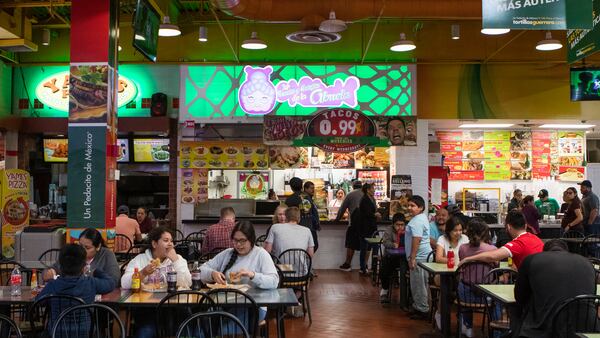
left=535, top=189, right=560, bottom=217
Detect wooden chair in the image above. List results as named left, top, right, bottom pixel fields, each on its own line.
left=51, top=303, right=125, bottom=338
left=278, top=248, right=312, bottom=324
left=156, top=291, right=214, bottom=337
left=551, top=295, right=600, bottom=337
left=176, top=311, right=249, bottom=338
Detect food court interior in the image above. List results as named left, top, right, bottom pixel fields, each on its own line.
left=1, top=0, right=600, bottom=337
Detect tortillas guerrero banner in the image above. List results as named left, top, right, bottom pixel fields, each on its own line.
left=263, top=111, right=417, bottom=151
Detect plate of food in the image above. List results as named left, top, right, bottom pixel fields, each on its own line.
left=206, top=283, right=250, bottom=292
left=269, top=147, right=309, bottom=169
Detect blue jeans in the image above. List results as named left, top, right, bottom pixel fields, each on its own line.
left=359, top=240, right=377, bottom=271
left=457, top=282, right=502, bottom=331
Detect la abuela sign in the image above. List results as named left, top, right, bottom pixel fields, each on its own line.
left=35, top=70, right=137, bottom=112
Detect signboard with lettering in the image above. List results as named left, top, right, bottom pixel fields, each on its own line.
left=304, top=109, right=376, bottom=153
left=567, top=0, right=600, bottom=63
left=0, top=169, right=30, bottom=258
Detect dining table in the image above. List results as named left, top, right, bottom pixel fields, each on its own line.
left=0, top=286, right=298, bottom=338
left=476, top=284, right=600, bottom=305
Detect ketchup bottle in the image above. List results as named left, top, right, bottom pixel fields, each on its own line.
left=447, top=250, right=455, bottom=269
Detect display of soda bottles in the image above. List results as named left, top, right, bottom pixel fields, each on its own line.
left=446, top=250, right=455, bottom=269
left=191, top=261, right=202, bottom=291
left=10, top=266, right=22, bottom=297
left=167, top=265, right=177, bottom=293
left=131, top=268, right=141, bottom=293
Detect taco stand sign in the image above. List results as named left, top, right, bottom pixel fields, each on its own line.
left=34, top=71, right=138, bottom=112
left=238, top=65, right=360, bottom=115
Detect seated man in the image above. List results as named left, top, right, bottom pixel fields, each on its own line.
left=513, top=239, right=596, bottom=337
left=460, top=210, right=543, bottom=270
left=379, top=213, right=407, bottom=305
left=115, top=205, right=142, bottom=252
left=429, top=207, right=448, bottom=250
left=264, top=206, right=315, bottom=263
left=202, top=207, right=236, bottom=254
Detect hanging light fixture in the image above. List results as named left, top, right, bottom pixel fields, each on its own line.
left=451, top=24, right=460, bottom=40
left=390, top=33, right=416, bottom=52
left=198, top=26, right=207, bottom=42
left=319, top=11, right=347, bottom=33
left=536, top=31, right=562, bottom=51
left=480, top=28, right=511, bottom=35
left=42, top=28, right=50, bottom=46
left=158, top=16, right=181, bottom=37
left=241, top=31, right=267, bottom=50
left=118, top=45, right=122, bottom=52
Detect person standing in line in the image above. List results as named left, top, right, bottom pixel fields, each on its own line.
left=579, top=180, right=600, bottom=234
left=357, top=183, right=381, bottom=275
left=337, top=180, right=364, bottom=271
left=301, top=181, right=321, bottom=252
left=429, top=207, right=449, bottom=249
left=405, top=195, right=431, bottom=320
left=507, top=189, right=523, bottom=212
left=561, top=187, right=584, bottom=233
left=521, top=196, right=541, bottom=235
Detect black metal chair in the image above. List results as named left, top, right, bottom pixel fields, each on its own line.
left=114, top=234, right=133, bottom=258
left=174, top=229, right=185, bottom=241
left=561, top=231, right=584, bottom=254
left=484, top=268, right=518, bottom=337
left=370, top=229, right=386, bottom=286
left=203, top=288, right=260, bottom=337
left=37, top=249, right=61, bottom=267
left=455, top=261, right=497, bottom=338
left=426, top=250, right=440, bottom=326
left=156, top=291, right=214, bottom=337
left=51, top=303, right=125, bottom=338
left=562, top=230, right=585, bottom=238
left=255, top=235, right=267, bottom=248
left=581, top=234, right=600, bottom=258
left=551, top=295, right=600, bottom=337
left=278, top=248, right=312, bottom=324
left=185, top=230, right=206, bottom=253
left=176, top=311, right=250, bottom=338
left=0, top=314, right=22, bottom=338
left=27, top=294, right=85, bottom=337
left=0, top=261, right=28, bottom=322
left=199, top=248, right=227, bottom=264
left=125, top=244, right=147, bottom=261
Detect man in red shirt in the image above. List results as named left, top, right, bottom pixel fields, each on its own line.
left=460, top=210, right=543, bottom=269
left=202, top=207, right=236, bottom=254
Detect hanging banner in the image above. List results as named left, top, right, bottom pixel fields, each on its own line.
left=482, top=0, right=593, bottom=30
left=0, top=169, right=30, bottom=259
left=567, top=0, right=600, bottom=63
left=0, top=134, right=4, bottom=170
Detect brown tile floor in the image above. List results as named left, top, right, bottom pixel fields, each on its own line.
left=271, top=269, right=441, bottom=338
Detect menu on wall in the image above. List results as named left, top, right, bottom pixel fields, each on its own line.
left=354, top=147, right=390, bottom=169
left=438, top=130, right=586, bottom=182
left=269, top=146, right=309, bottom=169
left=239, top=171, right=269, bottom=199
left=179, top=141, right=269, bottom=169
left=310, top=149, right=355, bottom=169
left=181, top=169, right=208, bottom=204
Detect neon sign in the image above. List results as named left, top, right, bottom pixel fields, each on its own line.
left=238, top=66, right=360, bottom=115
left=34, top=71, right=138, bottom=112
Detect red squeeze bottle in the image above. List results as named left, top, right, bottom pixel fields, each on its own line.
left=447, top=250, right=455, bottom=269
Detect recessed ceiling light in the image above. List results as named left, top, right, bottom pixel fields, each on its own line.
left=241, top=31, right=267, bottom=50
left=459, top=123, right=514, bottom=128
left=536, top=31, right=562, bottom=51
left=390, top=33, right=416, bottom=52
left=158, top=16, right=181, bottom=37
left=451, top=24, right=460, bottom=40
left=42, top=28, right=50, bottom=46
left=539, top=124, right=595, bottom=129
left=118, top=45, right=122, bottom=52
left=481, top=28, right=511, bottom=35
left=198, top=26, right=207, bottom=42
left=134, top=34, right=146, bottom=41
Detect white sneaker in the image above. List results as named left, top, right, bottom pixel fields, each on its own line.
left=434, top=312, right=441, bottom=331
left=461, top=323, right=473, bottom=338
left=379, top=289, right=389, bottom=296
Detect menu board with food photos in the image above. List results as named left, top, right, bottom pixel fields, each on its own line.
left=133, top=139, right=170, bottom=162
left=179, top=141, right=269, bottom=169
left=180, top=169, right=208, bottom=204
left=354, top=147, right=390, bottom=169
left=269, top=146, right=309, bottom=169
left=438, top=130, right=586, bottom=181
left=43, top=139, right=68, bottom=162
left=311, top=149, right=355, bottom=169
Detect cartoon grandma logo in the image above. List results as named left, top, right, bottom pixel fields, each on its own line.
left=238, top=66, right=276, bottom=115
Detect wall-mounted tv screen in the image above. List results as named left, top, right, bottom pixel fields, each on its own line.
left=133, top=138, right=170, bottom=162
left=132, top=0, right=160, bottom=62
left=571, top=68, right=600, bottom=101
left=117, top=138, right=130, bottom=163
left=43, top=139, right=68, bottom=162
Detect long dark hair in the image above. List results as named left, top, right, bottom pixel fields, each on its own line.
left=79, top=228, right=107, bottom=248
left=222, top=221, right=256, bottom=274
left=444, top=217, right=463, bottom=241
left=147, top=226, right=174, bottom=253
left=466, top=218, right=490, bottom=247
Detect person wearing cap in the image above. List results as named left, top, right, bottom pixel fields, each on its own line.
left=534, top=189, right=560, bottom=217
left=579, top=180, right=600, bottom=234
left=115, top=205, right=142, bottom=252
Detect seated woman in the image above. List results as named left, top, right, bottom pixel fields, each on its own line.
left=266, top=204, right=287, bottom=236
left=200, top=221, right=279, bottom=324
left=121, top=226, right=192, bottom=338
left=43, top=228, right=120, bottom=286
left=458, top=218, right=501, bottom=338
left=378, top=213, right=407, bottom=305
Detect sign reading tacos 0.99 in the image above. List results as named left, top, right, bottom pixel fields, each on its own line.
left=306, top=109, right=376, bottom=153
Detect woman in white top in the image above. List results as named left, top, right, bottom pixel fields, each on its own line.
left=435, top=217, right=469, bottom=266
left=328, top=189, right=346, bottom=220
left=121, top=226, right=192, bottom=338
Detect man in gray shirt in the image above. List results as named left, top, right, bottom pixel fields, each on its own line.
left=336, top=180, right=363, bottom=271
left=579, top=180, right=600, bottom=234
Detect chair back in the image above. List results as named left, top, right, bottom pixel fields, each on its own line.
left=125, top=244, right=147, bottom=261
left=174, top=240, right=199, bottom=261
left=156, top=291, right=214, bottom=337
left=37, top=249, right=61, bottom=267
left=552, top=295, right=600, bottom=337
left=51, top=303, right=125, bottom=338
left=174, top=229, right=185, bottom=241
left=426, top=250, right=435, bottom=263
left=28, top=294, right=85, bottom=335
left=0, top=314, right=22, bottom=338
left=176, top=310, right=250, bottom=338
left=199, top=248, right=227, bottom=264
left=278, top=248, right=312, bottom=282
left=185, top=231, right=206, bottom=252
left=203, top=288, right=260, bottom=337
left=255, top=235, right=267, bottom=248
left=581, top=234, right=600, bottom=258
left=562, top=230, right=585, bottom=239
left=0, top=261, right=26, bottom=286
left=455, top=261, right=496, bottom=306
left=485, top=268, right=519, bottom=284
left=114, top=234, right=133, bottom=254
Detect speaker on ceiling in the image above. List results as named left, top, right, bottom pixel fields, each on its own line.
left=151, top=92, right=167, bottom=117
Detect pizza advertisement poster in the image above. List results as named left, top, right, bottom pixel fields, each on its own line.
left=0, top=169, right=30, bottom=259
left=179, top=141, right=268, bottom=170
left=238, top=171, right=269, bottom=199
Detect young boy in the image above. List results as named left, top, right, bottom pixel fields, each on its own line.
left=36, top=244, right=115, bottom=336
left=379, top=213, right=407, bottom=305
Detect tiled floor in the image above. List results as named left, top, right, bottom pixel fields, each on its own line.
left=274, top=270, right=440, bottom=338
